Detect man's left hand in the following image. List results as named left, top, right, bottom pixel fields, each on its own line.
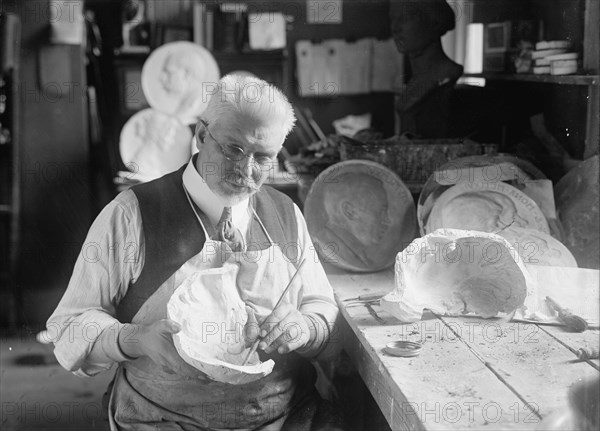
left=258, top=304, right=311, bottom=355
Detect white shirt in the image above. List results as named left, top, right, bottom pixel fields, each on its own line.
left=45, top=159, right=338, bottom=377
left=181, top=158, right=252, bottom=234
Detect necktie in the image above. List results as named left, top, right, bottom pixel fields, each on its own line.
left=216, top=207, right=245, bottom=252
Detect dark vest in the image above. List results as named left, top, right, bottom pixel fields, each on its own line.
left=116, top=163, right=299, bottom=323
left=109, top=164, right=317, bottom=429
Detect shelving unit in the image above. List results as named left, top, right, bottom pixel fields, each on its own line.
left=452, top=0, right=600, bottom=162
left=463, top=73, right=599, bottom=86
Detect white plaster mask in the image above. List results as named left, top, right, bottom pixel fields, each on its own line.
left=381, top=229, right=531, bottom=322
left=167, top=262, right=274, bottom=385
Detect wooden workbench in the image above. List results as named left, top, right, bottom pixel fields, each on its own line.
left=327, top=266, right=600, bottom=430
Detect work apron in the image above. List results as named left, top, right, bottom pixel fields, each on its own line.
left=107, top=189, right=315, bottom=431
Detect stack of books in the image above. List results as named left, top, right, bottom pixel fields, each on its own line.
left=531, top=41, right=579, bottom=75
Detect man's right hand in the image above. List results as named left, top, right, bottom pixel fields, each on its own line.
left=118, top=319, right=207, bottom=378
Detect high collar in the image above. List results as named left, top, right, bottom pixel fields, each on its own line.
left=182, top=156, right=251, bottom=227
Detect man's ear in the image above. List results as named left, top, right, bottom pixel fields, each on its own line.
left=195, top=121, right=207, bottom=143
left=194, top=121, right=208, bottom=153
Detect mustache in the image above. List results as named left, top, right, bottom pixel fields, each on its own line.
left=224, top=172, right=259, bottom=191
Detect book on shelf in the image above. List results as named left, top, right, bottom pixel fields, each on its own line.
left=193, top=2, right=215, bottom=51
left=193, top=2, right=205, bottom=47
left=205, top=7, right=213, bottom=50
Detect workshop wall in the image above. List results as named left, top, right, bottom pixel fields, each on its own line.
left=6, top=0, right=93, bottom=295
left=143, top=0, right=396, bottom=136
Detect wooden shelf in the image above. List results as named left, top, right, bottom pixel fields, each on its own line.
left=113, top=47, right=288, bottom=60
left=213, top=49, right=288, bottom=59
left=113, top=47, right=150, bottom=57
left=462, top=73, right=599, bottom=86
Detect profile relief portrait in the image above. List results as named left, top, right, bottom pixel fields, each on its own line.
left=119, top=108, right=192, bottom=181
left=159, top=51, right=207, bottom=121
left=133, top=112, right=178, bottom=150
left=314, top=173, right=392, bottom=270
left=433, top=191, right=529, bottom=233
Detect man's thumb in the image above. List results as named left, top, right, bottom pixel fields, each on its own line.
left=246, top=307, right=258, bottom=325
left=159, top=319, right=181, bottom=334
left=244, top=308, right=260, bottom=343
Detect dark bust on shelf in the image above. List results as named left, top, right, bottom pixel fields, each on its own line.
left=391, top=0, right=463, bottom=138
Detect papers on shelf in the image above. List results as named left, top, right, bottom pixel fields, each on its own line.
left=295, top=38, right=404, bottom=96
left=248, top=12, right=286, bottom=50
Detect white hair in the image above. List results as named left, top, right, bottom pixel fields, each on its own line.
left=202, top=74, right=296, bottom=138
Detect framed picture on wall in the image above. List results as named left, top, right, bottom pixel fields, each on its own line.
left=484, top=21, right=511, bottom=53
left=483, top=21, right=511, bottom=72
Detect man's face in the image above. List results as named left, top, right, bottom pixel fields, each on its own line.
left=160, top=59, right=188, bottom=94
left=195, top=110, right=283, bottom=206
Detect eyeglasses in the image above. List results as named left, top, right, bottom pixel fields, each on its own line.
left=199, top=120, right=277, bottom=167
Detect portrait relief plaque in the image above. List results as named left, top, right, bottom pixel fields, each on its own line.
left=120, top=108, right=193, bottom=181
left=305, top=160, right=417, bottom=272
left=142, top=41, right=220, bottom=125
left=417, top=154, right=547, bottom=235
left=426, top=181, right=550, bottom=235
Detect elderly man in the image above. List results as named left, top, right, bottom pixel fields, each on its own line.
left=46, top=75, right=343, bottom=430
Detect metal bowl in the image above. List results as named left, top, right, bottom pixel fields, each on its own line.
left=384, top=340, right=423, bottom=357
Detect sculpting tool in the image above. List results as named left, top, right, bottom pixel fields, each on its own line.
left=545, top=296, right=589, bottom=332
left=577, top=347, right=599, bottom=360
left=241, top=258, right=306, bottom=366
left=343, top=292, right=388, bottom=302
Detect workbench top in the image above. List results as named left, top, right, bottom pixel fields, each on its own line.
left=327, top=266, right=600, bottom=430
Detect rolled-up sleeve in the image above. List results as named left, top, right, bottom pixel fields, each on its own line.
left=44, top=190, right=144, bottom=377
left=293, top=205, right=341, bottom=359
